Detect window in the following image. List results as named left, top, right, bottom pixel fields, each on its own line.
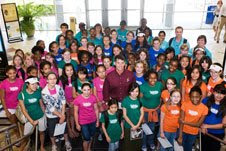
left=108, top=0, right=121, bottom=26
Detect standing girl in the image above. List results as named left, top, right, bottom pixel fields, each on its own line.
left=134, top=32, right=150, bottom=52
left=78, top=51, right=94, bottom=80
left=75, top=67, right=91, bottom=95
left=122, top=82, right=144, bottom=151
left=181, top=65, right=207, bottom=103
left=69, top=40, right=80, bottom=63
left=199, top=56, right=212, bottom=84
left=39, top=61, right=51, bottom=89
left=140, top=70, right=163, bottom=150
left=0, top=65, right=24, bottom=141
left=74, top=83, right=99, bottom=151
left=103, top=35, right=113, bottom=57
left=207, top=63, right=224, bottom=96
left=121, top=31, right=135, bottom=50
left=100, top=99, right=124, bottom=151
left=93, top=65, right=107, bottom=112
left=93, top=45, right=104, bottom=66
left=13, top=55, right=26, bottom=81
left=79, top=37, right=88, bottom=51
left=42, top=72, right=72, bottom=151
left=134, top=60, right=147, bottom=85
left=59, top=63, right=78, bottom=138
left=103, top=56, right=115, bottom=75
left=178, top=55, right=191, bottom=77
left=49, top=41, right=62, bottom=64
left=137, top=48, right=149, bottom=69
left=161, top=77, right=177, bottom=103
left=201, top=84, right=226, bottom=151
left=178, top=86, right=208, bottom=151
left=58, top=48, right=78, bottom=76
left=148, top=37, right=165, bottom=68
left=58, top=35, right=67, bottom=53
left=18, top=77, right=46, bottom=151
left=160, top=89, right=181, bottom=151
left=45, top=52, right=58, bottom=76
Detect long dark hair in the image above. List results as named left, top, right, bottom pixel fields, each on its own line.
left=206, top=84, right=226, bottom=117
left=178, top=55, right=191, bottom=73
left=60, top=63, right=76, bottom=90
left=93, top=45, right=104, bottom=66
left=186, top=65, right=203, bottom=87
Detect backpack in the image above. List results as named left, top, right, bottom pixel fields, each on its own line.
left=169, top=37, right=187, bottom=46
left=103, top=109, right=123, bottom=129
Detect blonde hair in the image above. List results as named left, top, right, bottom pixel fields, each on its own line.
left=180, top=44, right=189, bottom=51
left=135, top=60, right=148, bottom=73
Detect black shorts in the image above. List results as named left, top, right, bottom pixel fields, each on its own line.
left=47, top=117, right=68, bottom=137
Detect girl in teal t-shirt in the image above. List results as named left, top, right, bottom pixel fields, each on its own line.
left=100, top=99, right=124, bottom=151
left=18, top=77, right=46, bottom=151
left=140, top=70, right=163, bottom=150
left=122, top=82, right=144, bottom=151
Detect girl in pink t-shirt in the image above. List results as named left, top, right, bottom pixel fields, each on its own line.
left=93, top=65, right=107, bottom=112
left=74, top=83, right=99, bottom=151
left=103, top=56, right=115, bottom=75
left=39, top=61, right=51, bottom=88
left=45, top=52, right=58, bottom=76
left=59, top=63, right=78, bottom=138
left=0, top=65, right=24, bottom=140
left=93, top=45, right=104, bottom=66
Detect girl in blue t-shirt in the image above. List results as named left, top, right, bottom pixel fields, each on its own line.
left=78, top=51, right=94, bottom=80
left=201, top=83, right=226, bottom=151
left=149, top=37, right=165, bottom=68
left=134, top=32, right=150, bottom=52
left=103, top=35, right=113, bottom=57
left=134, top=60, right=147, bottom=85
left=49, top=41, right=62, bottom=64
left=58, top=35, right=67, bottom=53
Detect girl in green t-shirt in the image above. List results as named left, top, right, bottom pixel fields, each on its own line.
left=122, top=82, right=144, bottom=151
left=100, top=99, right=124, bottom=151
left=140, top=70, right=163, bottom=150
left=19, top=76, right=46, bottom=151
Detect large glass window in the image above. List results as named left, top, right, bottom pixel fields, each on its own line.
left=127, top=0, right=140, bottom=26
left=108, top=0, right=121, bottom=26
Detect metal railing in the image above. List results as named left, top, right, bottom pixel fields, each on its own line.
left=0, top=124, right=38, bottom=151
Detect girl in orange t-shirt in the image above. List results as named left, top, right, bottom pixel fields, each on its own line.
left=182, top=65, right=207, bottom=103
left=160, top=89, right=181, bottom=151
left=70, top=41, right=79, bottom=64
left=161, top=77, right=177, bottom=103
left=207, top=63, right=224, bottom=96
left=178, top=55, right=191, bottom=77
left=178, top=86, right=208, bottom=151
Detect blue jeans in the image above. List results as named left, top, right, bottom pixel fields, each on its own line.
left=142, top=112, right=156, bottom=148
left=108, top=141, right=119, bottom=151
left=182, top=132, right=197, bottom=151
left=81, top=121, right=96, bottom=141
left=160, top=132, right=176, bottom=151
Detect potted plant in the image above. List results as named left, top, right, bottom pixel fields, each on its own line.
left=17, top=2, right=53, bottom=37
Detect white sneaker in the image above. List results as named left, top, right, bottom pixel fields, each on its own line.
left=65, top=141, right=72, bottom=151
left=150, top=144, right=155, bottom=150
left=55, top=138, right=59, bottom=143
left=142, top=147, right=147, bottom=151
left=52, top=145, right=57, bottom=151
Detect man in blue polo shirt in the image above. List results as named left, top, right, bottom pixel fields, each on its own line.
left=168, top=26, right=190, bottom=55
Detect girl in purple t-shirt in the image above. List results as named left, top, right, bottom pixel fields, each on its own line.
left=74, top=83, right=99, bottom=151
left=0, top=65, right=24, bottom=140
left=59, top=63, right=78, bottom=138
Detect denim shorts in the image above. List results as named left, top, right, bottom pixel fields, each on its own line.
left=81, top=121, right=96, bottom=141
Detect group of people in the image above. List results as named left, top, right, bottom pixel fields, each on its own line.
left=0, top=17, right=225, bottom=151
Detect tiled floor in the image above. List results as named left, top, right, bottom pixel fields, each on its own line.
left=1, top=29, right=226, bottom=64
